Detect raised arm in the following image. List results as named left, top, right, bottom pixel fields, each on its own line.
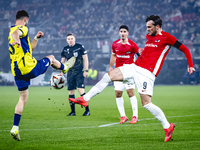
left=174, top=40, right=195, bottom=75
left=30, top=31, right=44, bottom=50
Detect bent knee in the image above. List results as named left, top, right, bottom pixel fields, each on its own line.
left=115, top=91, right=123, bottom=97
left=46, top=55, right=55, bottom=63
left=127, top=90, right=134, bottom=97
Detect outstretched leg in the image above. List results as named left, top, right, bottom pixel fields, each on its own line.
left=69, top=68, right=123, bottom=106
left=46, top=55, right=75, bottom=73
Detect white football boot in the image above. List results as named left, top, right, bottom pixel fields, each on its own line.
left=10, top=126, right=21, bottom=141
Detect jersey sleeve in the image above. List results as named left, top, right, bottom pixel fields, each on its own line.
left=166, top=33, right=194, bottom=68
left=81, top=45, right=87, bottom=55
left=166, top=32, right=178, bottom=46
left=18, top=26, right=28, bottom=38
left=131, top=42, right=139, bottom=54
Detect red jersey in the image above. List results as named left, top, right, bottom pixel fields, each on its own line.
left=135, top=31, right=192, bottom=76
left=112, top=39, right=139, bottom=68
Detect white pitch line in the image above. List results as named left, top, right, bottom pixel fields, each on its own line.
left=0, top=114, right=199, bottom=132
left=98, top=114, right=200, bottom=127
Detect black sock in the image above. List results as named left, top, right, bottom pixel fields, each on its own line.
left=81, top=93, right=89, bottom=111
left=69, top=95, right=75, bottom=113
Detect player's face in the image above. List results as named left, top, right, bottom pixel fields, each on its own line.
left=119, top=29, right=129, bottom=41
left=66, top=35, right=75, bottom=46
left=146, top=20, right=157, bottom=36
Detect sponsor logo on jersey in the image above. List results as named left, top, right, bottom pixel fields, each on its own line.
left=145, top=43, right=158, bottom=47
left=116, top=54, right=130, bottom=58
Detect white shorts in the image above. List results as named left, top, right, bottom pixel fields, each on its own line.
left=114, top=81, right=135, bottom=91
left=118, top=64, right=156, bottom=96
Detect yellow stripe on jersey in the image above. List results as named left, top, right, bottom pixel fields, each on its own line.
left=8, top=25, right=37, bottom=76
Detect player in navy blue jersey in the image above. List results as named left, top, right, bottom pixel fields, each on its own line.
left=60, top=33, right=90, bottom=116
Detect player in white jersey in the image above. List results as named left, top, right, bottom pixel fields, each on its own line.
left=69, top=15, right=195, bottom=142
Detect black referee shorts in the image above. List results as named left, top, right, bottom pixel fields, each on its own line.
left=67, top=70, right=85, bottom=90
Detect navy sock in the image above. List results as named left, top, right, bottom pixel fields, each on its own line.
left=69, top=95, right=75, bottom=113
left=59, top=63, right=64, bottom=70
left=13, top=114, right=21, bottom=126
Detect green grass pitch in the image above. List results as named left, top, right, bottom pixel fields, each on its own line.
left=0, top=85, right=200, bottom=150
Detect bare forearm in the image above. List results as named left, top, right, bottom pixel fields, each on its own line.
left=82, top=54, right=89, bottom=70
left=12, top=30, right=20, bottom=43
left=84, top=57, right=89, bottom=70
left=109, top=54, right=116, bottom=68
left=30, top=39, right=38, bottom=50
left=31, top=31, right=44, bottom=51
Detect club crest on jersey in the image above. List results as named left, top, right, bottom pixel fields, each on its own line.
left=67, top=49, right=69, bottom=53
left=155, top=40, right=160, bottom=42
left=73, top=52, right=78, bottom=57
left=126, top=51, right=131, bottom=54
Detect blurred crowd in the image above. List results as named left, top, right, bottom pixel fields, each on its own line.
left=0, top=0, right=200, bottom=84
left=0, top=0, right=200, bottom=45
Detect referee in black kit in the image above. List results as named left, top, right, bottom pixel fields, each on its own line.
left=60, top=33, right=90, bottom=116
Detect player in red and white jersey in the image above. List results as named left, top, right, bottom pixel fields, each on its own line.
left=135, top=30, right=193, bottom=76
left=109, top=25, right=140, bottom=124
left=112, top=39, right=138, bottom=68
left=69, top=15, right=195, bottom=142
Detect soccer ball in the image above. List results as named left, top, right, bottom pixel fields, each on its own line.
left=50, top=74, right=66, bottom=89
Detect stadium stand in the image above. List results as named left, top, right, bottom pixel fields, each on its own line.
left=0, top=0, right=200, bottom=84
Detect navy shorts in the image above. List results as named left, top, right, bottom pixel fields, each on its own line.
left=14, top=58, right=50, bottom=91
left=67, top=70, right=85, bottom=90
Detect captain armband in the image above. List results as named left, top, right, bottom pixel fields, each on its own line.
left=173, top=40, right=182, bottom=49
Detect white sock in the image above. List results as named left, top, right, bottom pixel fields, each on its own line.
left=84, top=73, right=111, bottom=101
left=63, top=63, right=67, bottom=70
left=143, top=102, right=170, bottom=129
left=130, top=96, right=138, bottom=117
left=116, top=97, right=126, bottom=117
left=13, top=125, right=19, bottom=131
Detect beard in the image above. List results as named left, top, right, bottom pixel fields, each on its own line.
left=150, top=30, right=157, bottom=36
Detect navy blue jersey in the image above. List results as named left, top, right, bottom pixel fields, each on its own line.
left=61, top=43, right=87, bottom=71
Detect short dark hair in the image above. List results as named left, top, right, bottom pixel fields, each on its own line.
left=16, top=10, right=29, bottom=20
left=66, top=33, right=74, bottom=37
left=146, top=15, right=162, bottom=27
left=119, top=25, right=129, bottom=32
